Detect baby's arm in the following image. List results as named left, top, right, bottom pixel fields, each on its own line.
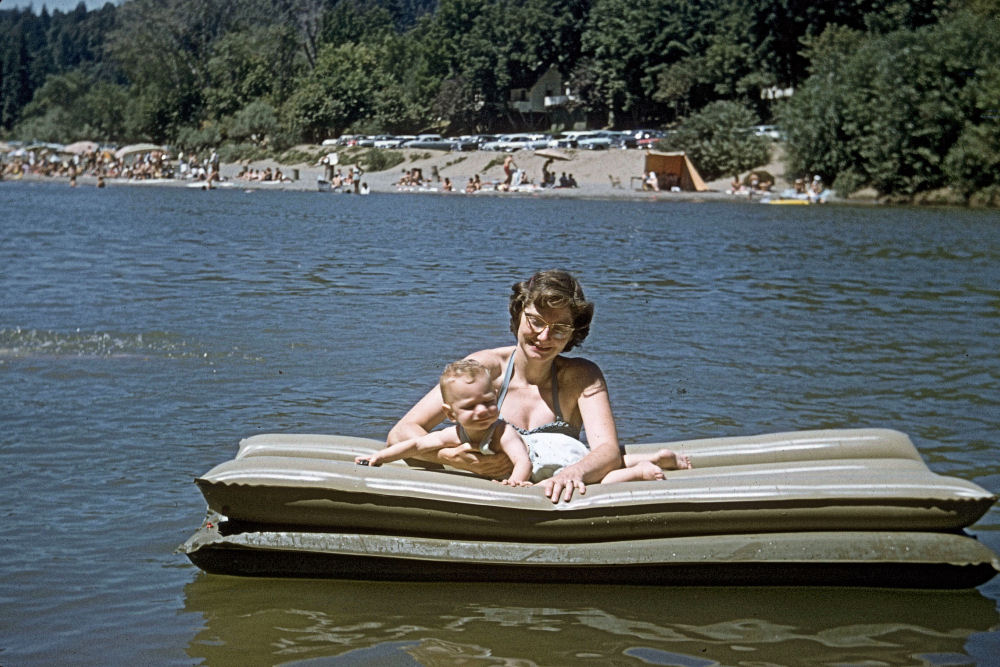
left=356, top=429, right=456, bottom=466
left=356, top=438, right=420, bottom=466
left=497, top=426, right=533, bottom=486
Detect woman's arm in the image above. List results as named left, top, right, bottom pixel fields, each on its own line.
left=386, top=351, right=515, bottom=478
left=386, top=382, right=447, bottom=444
left=538, top=360, right=623, bottom=503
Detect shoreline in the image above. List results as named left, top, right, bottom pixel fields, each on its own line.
left=6, top=145, right=862, bottom=204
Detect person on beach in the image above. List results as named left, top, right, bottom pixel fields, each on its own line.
left=503, top=155, right=516, bottom=186
left=357, top=359, right=533, bottom=486
left=541, top=158, right=555, bottom=187
left=645, top=170, right=660, bottom=191
left=387, top=269, right=690, bottom=502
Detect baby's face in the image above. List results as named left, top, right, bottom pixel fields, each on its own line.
left=444, top=374, right=499, bottom=429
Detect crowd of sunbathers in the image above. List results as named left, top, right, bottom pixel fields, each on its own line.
left=237, top=165, right=292, bottom=182
left=2, top=148, right=172, bottom=181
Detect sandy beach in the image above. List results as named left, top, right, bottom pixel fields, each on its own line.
left=214, top=145, right=789, bottom=201
left=14, top=143, right=806, bottom=202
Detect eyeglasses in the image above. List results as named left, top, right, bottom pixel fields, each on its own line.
left=523, top=311, right=574, bottom=340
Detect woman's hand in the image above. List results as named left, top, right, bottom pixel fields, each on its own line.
left=538, top=468, right=587, bottom=503
left=436, top=444, right=515, bottom=479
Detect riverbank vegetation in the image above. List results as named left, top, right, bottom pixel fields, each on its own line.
left=2, top=0, right=998, bottom=203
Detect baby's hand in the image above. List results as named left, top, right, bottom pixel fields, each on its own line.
left=499, top=478, right=532, bottom=487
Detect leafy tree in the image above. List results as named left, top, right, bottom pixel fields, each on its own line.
left=780, top=11, right=1000, bottom=197
left=13, top=67, right=128, bottom=141
left=942, top=60, right=1000, bottom=199
left=271, top=0, right=330, bottom=70
left=416, top=0, right=515, bottom=129
left=776, top=26, right=870, bottom=189
left=174, top=123, right=222, bottom=153
left=1, top=24, right=34, bottom=128
left=282, top=41, right=381, bottom=141
left=321, top=0, right=396, bottom=45
left=203, top=25, right=302, bottom=119
left=227, top=100, right=281, bottom=145
left=370, top=33, right=435, bottom=132
left=577, top=0, right=689, bottom=126
left=659, top=100, right=771, bottom=180
left=416, top=0, right=586, bottom=131
left=105, top=0, right=290, bottom=141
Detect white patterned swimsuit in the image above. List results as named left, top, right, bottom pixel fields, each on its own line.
left=496, top=352, right=590, bottom=482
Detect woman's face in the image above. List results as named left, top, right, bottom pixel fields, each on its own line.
left=517, top=302, right=574, bottom=361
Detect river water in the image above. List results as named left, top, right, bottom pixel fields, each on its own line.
left=2, top=180, right=999, bottom=666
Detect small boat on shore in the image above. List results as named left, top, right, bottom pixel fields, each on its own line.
left=180, top=428, right=999, bottom=587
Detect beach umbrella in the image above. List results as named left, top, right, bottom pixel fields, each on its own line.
left=64, top=140, right=99, bottom=154
left=115, top=143, right=166, bottom=159
left=25, top=142, right=63, bottom=153
left=534, top=148, right=571, bottom=161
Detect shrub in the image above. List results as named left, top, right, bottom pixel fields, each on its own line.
left=175, top=124, right=222, bottom=153
left=218, top=143, right=267, bottom=163
left=227, top=100, right=279, bottom=145
left=358, top=148, right=404, bottom=172
left=659, top=101, right=771, bottom=180
left=780, top=13, right=1000, bottom=199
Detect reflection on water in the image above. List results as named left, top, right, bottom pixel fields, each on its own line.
left=183, top=577, right=999, bottom=666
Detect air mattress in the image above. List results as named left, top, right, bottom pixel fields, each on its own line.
left=181, top=429, right=999, bottom=586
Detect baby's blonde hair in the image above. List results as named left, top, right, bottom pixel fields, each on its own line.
left=439, top=359, right=490, bottom=402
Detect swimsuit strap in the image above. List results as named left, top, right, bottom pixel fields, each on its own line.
left=550, top=361, right=563, bottom=420
left=497, top=349, right=563, bottom=422
left=457, top=420, right=500, bottom=455
left=496, top=350, right=517, bottom=413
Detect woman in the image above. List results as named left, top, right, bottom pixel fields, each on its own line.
left=387, top=270, right=622, bottom=502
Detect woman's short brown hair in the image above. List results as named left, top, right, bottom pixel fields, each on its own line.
left=509, top=270, right=593, bottom=352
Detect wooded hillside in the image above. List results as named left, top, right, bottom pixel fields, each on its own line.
left=2, top=0, right=998, bottom=201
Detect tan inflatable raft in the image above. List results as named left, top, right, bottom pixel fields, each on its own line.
left=180, top=428, right=999, bottom=587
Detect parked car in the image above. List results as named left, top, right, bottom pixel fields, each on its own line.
left=750, top=125, right=784, bottom=140
left=402, top=134, right=474, bottom=151
left=444, top=136, right=480, bottom=151
left=632, top=129, right=666, bottom=149
left=466, top=134, right=498, bottom=148
left=372, top=135, right=404, bottom=149
left=547, top=132, right=580, bottom=148
left=480, top=133, right=550, bottom=151
left=401, top=134, right=443, bottom=147
left=605, top=131, right=636, bottom=148
left=575, top=131, right=613, bottom=150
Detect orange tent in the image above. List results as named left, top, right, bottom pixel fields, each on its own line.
left=642, top=151, right=708, bottom=191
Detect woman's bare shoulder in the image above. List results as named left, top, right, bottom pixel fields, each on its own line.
left=557, top=354, right=602, bottom=373
left=557, top=355, right=606, bottom=387
left=465, top=346, right=515, bottom=377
